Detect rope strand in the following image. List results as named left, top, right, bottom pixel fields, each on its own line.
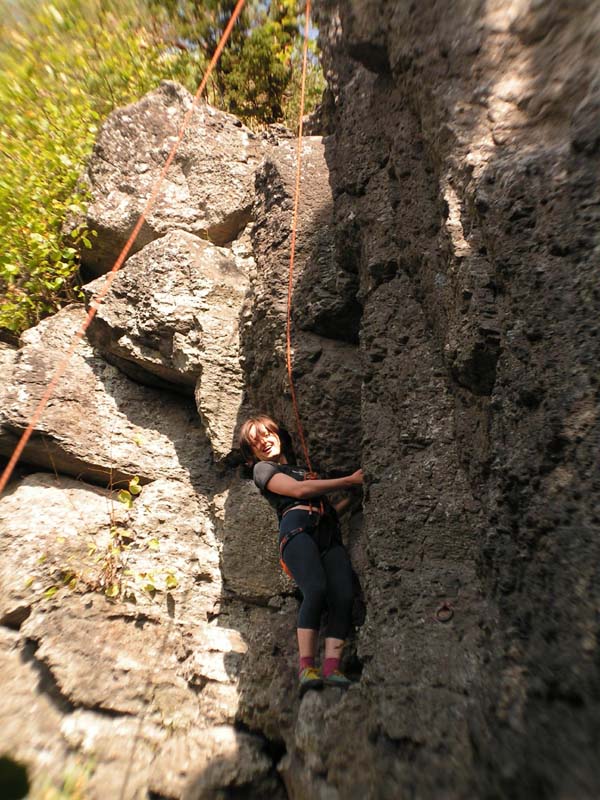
left=286, top=0, right=313, bottom=472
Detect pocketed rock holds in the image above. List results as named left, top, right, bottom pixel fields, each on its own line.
left=71, top=81, right=264, bottom=276
left=313, top=0, right=600, bottom=797
left=83, top=230, right=250, bottom=462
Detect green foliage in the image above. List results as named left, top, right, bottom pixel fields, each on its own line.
left=1, top=0, right=325, bottom=336
left=281, top=35, right=326, bottom=131
left=117, top=474, right=142, bottom=508
left=149, top=0, right=324, bottom=128
left=36, top=758, right=94, bottom=800
left=117, top=490, right=134, bottom=509
left=0, top=0, right=196, bottom=336
left=219, top=0, right=298, bottom=124
left=165, top=572, right=178, bottom=590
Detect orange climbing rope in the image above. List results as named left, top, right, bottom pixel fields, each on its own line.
left=286, top=0, right=313, bottom=473
left=0, top=0, right=247, bottom=496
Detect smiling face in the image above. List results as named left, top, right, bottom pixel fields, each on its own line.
left=248, top=422, right=282, bottom=462
left=239, top=415, right=285, bottom=465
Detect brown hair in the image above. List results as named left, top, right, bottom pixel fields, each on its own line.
left=238, top=415, right=281, bottom=465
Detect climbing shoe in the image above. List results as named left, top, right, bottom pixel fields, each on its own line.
left=322, top=669, right=352, bottom=689
left=298, top=666, right=323, bottom=696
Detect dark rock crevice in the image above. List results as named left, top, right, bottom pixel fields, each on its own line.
left=21, top=639, right=78, bottom=716
left=0, top=605, right=31, bottom=631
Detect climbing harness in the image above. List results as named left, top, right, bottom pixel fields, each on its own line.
left=279, top=526, right=305, bottom=578
left=277, top=469, right=326, bottom=577
left=277, top=473, right=345, bottom=579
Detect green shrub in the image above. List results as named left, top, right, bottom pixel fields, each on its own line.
left=0, top=0, right=198, bottom=335
left=0, top=0, right=324, bottom=337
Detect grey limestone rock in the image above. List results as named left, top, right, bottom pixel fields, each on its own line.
left=83, top=230, right=250, bottom=461
left=310, top=0, right=600, bottom=797
left=213, top=476, right=290, bottom=600
left=0, top=305, right=214, bottom=489
left=74, top=81, right=265, bottom=276
left=5, top=3, right=600, bottom=796
left=246, top=136, right=362, bottom=474
left=0, top=470, right=269, bottom=799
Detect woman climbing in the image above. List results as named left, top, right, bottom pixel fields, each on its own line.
left=239, top=414, right=363, bottom=695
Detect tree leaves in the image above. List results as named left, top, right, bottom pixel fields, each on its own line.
left=0, top=0, right=193, bottom=335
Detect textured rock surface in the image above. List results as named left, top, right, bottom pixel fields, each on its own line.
left=84, top=230, right=250, bottom=460
left=75, top=81, right=264, bottom=275
left=0, top=473, right=221, bottom=624
left=0, top=472, right=283, bottom=798
left=245, top=136, right=362, bottom=473
left=0, top=474, right=127, bottom=628
left=0, top=628, right=69, bottom=796
left=214, top=476, right=290, bottom=600
left=0, top=305, right=214, bottom=488
left=3, top=5, right=600, bottom=794
left=310, top=0, right=600, bottom=797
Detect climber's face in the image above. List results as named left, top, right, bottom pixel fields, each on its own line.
left=248, top=422, right=281, bottom=462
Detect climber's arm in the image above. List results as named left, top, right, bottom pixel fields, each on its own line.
left=265, top=469, right=363, bottom=499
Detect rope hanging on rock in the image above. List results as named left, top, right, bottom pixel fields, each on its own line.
left=286, top=0, right=314, bottom=474
left=0, top=0, right=247, bottom=496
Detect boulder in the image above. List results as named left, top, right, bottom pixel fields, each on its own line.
left=0, top=474, right=128, bottom=628
left=214, top=476, right=290, bottom=600
left=0, top=472, right=223, bottom=625
left=0, top=628, right=69, bottom=796
left=0, top=341, right=16, bottom=371
left=0, top=305, right=215, bottom=488
left=83, top=230, right=250, bottom=460
left=74, top=81, right=264, bottom=276
left=0, top=467, right=284, bottom=798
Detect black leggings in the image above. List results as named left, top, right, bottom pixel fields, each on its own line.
left=279, top=509, right=354, bottom=639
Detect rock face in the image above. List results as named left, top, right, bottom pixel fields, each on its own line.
left=2, top=4, right=600, bottom=795
left=0, top=472, right=282, bottom=798
left=83, top=230, right=250, bottom=460
left=311, top=1, right=600, bottom=798
left=246, top=136, right=362, bottom=473
left=76, top=81, right=264, bottom=276
left=0, top=305, right=214, bottom=489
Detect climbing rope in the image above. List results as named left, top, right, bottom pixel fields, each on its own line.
left=286, top=0, right=313, bottom=473
left=0, top=0, right=247, bottom=496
